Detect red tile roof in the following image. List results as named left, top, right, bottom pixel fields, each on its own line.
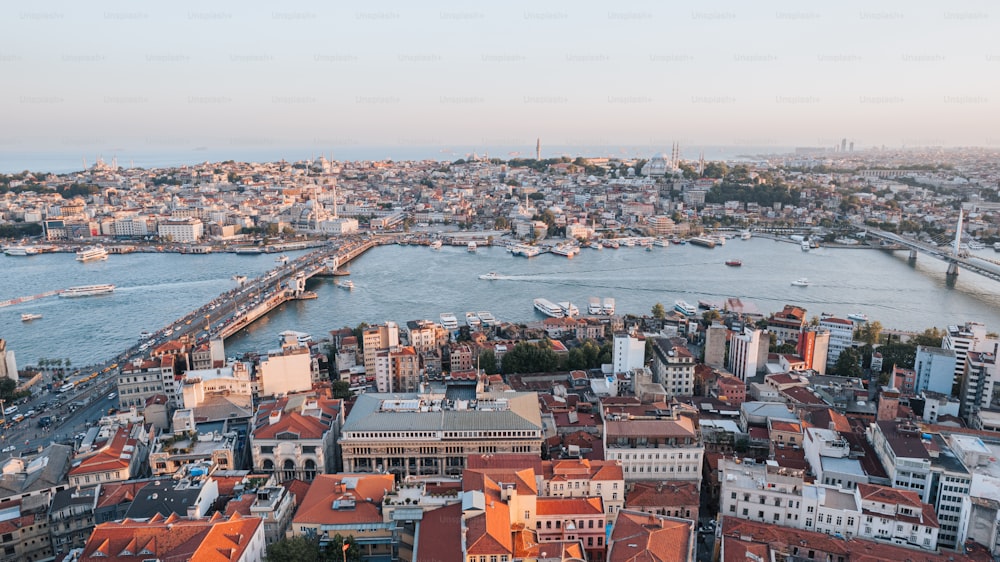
left=82, top=512, right=262, bottom=562
left=608, top=510, right=694, bottom=562
left=292, top=473, right=394, bottom=526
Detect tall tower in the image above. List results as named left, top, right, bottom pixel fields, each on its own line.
left=536, top=138, right=541, bottom=160
left=698, top=151, right=705, bottom=176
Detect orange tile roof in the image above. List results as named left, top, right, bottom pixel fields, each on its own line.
left=465, top=499, right=513, bottom=556
left=292, top=474, right=394, bottom=526
left=608, top=510, right=693, bottom=562
left=82, top=512, right=262, bottom=562
left=536, top=496, right=603, bottom=516
left=69, top=426, right=134, bottom=476
left=252, top=396, right=341, bottom=440
left=415, top=503, right=464, bottom=562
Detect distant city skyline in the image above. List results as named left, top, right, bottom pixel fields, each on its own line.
left=2, top=0, right=997, bottom=171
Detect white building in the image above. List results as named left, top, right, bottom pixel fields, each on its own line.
left=603, top=412, right=703, bottom=485
left=914, top=345, right=957, bottom=396
left=728, top=327, right=767, bottom=382
left=612, top=332, right=646, bottom=374
left=818, top=317, right=854, bottom=368
left=181, top=361, right=253, bottom=408
left=157, top=217, right=204, bottom=243
left=318, top=217, right=359, bottom=235
left=802, top=427, right=868, bottom=491
left=719, top=458, right=806, bottom=527
left=257, top=340, right=314, bottom=398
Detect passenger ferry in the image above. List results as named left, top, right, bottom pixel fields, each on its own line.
left=477, top=311, right=496, bottom=327
left=674, top=300, right=697, bottom=316
left=4, top=246, right=40, bottom=256
left=20, top=313, right=42, bottom=322
left=550, top=243, right=580, bottom=258
left=465, top=312, right=481, bottom=328
left=339, top=280, right=355, bottom=290
left=847, top=312, right=869, bottom=322
left=512, top=244, right=541, bottom=257
left=467, top=241, right=477, bottom=252
left=559, top=302, right=579, bottom=317
left=689, top=237, right=717, bottom=249
left=602, top=297, right=615, bottom=315
left=439, top=313, right=459, bottom=330
left=740, top=230, right=752, bottom=240
left=534, top=298, right=564, bottom=318
left=430, top=240, right=443, bottom=250
left=588, top=297, right=602, bottom=315
left=59, top=284, right=115, bottom=298
left=76, top=245, right=109, bottom=262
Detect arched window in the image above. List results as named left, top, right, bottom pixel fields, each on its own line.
left=304, top=459, right=317, bottom=481
left=283, top=459, right=296, bottom=481
left=262, top=459, right=274, bottom=473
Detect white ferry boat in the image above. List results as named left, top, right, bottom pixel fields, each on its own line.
left=800, top=240, right=811, bottom=252
left=59, top=284, right=115, bottom=298
left=76, top=245, right=109, bottom=262
left=534, top=298, right=564, bottom=318
left=477, top=311, right=496, bottom=327
left=559, top=301, right=579, bottom=317
left=588, top=297, right=602, bottom=315
left=589, top=241, right=603, bottom=250
left=467, top=241, right=477, bottom=252
left=339, top=280, right=355, bottom=290
left=847, top=312, right=868, bottom=322
left=430, top=240, right=443, bottom=250
left=740, top=230, right=752, bottom=240
left=602, top=297, right=616, bottom=315
left=653, top=238, right=670, bottom=247
left=791, top=278, right=810, bottom=287
left=674, top=300, right=697, bottom=316
left=512, top=244, right=540, bottom=258
left=4, top=246, right=40, bottom=256
left=20, top=313, right=42, bottom=322
left=440, top=313, right=459, bottom=330
left=551, top=243, right=580, bottom=258
left=465, top=312, right=481, bottom=328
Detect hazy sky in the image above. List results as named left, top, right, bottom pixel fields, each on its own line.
left=2, top=0, right=997, bottom=162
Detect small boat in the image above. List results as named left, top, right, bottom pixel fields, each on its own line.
left=674, top=300, right=697, bottom=316
left=589, top=242, right=603, bottom=250
left=430, top=240, right=443, bottom=250
left=339, top=280, right=355, bottom=290
left=20, top=313, right=42, bottom=322
left=801, top=240, right=811, bottom=252
left=725, top=259, right=742, bottom=267
left=847, top=312, right=868, bottom=322
left=791, top=278, right=810, bottom=287
left=740, top=230, right=752, bottom=240
left=602, top=297, right=615, bottom=315
left=467, top=241, right=477, bottom=252
left=275, top=255, right=289, bottom=264
left=689, top=237, right=716, bottom=249
left=479, top=272, right=502, bottom=280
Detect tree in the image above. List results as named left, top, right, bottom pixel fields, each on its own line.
left=854, top=321, right=883, bottom=346
left=833, top=348, right=863, bottom=378
left=877, top=343, right=917, bottom=373
left=325, top=534, right=361, bottom=561
left=352, top=323, right=370, bottom=352
left=265, top=536, right=324, bottom=562
left=651, top=303, right=666, bottom=320
left=702, top=309, right=721, bottom=326
left=330, top=381, right=353, bottom=400
left=478, top=349, right=498, bottom=375
left=0, top=378, right=18, bottom=402
left=911, top=327, right=945, bottom=347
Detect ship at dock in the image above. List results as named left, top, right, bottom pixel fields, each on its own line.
left=76, top=245, right=109, bottom=262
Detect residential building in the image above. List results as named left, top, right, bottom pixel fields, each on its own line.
left=48, top=485, right=99, bottom=554
left=914, top=346, right=958, bottom=396
left=541, top=458, right=626, bottom=521
left=649, top=338, right=695, bottom=397
left=703, top=323, right=728, bottom=369
left=802, top=427, right=868, bottom=491
left=602, top=411, right=703, bottom=485
left=248, top=481, right=296, bottom=546
left=962, top=351, right=999, bottom=423
left=81, top=512, right=265, bottom=562
left=853, top=483, right=940, bottom=550
left=728, top=327, right=768, bottom=382
left=819, top=317, right=855, bottom=368
left=251, top=394, right=343, bottom=482
left=612, top=332, right=645, bottom=374
left=944, top=322, right=998, bottom=392
left=289, top=473, right=396, bottom=558
left=363, top=322, right=399, bottom=378
left=607, top=509, right=695, bottom=562
left=256, top=337, right=313, bottom=398
left=149, top=429, right=239, bottom=476
left=768, top=305, right=807, bottom=344
left=339, top=391, right=543, bottom=477
left=390, top=345, right=421, bottom=393
left=0, top=495, right=53, bottom=562
left=797, top=328, right=830, bottom=374
left=719, top=458, right=806, bottom=527
left=68, top=424, right=152, bottom=488
left=117, top=356, right=174, bottom=409
left=157, top=216, right=204, bottom=242
left=623, top=480, right=700, bottom=522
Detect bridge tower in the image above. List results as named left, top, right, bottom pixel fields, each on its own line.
left=948, top=208, right=964, bottom=277
left=289, top=271, right=307, bottom=296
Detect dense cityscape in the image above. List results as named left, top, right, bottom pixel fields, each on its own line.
left=1, top=146, right=1000, bottom=562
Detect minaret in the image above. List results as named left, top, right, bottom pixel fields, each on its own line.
left=699, top=151, right=705, bottom=176
left=536, top=138, right=541, bottom=160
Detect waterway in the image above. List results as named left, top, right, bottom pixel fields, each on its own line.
left=2, top=239, right=1000, bottom=367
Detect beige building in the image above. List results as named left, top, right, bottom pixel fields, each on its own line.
left=157, top=216, right=204, bottom=242
left=256, top=339, right=313, bottom=398
left=117, top=356, right=175, bottom=409
left=363, top=322, right=399, bottom=376
left=251, top=393, right=344, bottom=482
left=340, top=390, right=543, bottom=478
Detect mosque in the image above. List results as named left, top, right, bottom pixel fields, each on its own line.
left=641, top=143, right=681, bottom=177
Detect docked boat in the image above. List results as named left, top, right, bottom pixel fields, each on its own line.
left=534, top=298, right=564, bottom=318
left=689, top=237, right=716, bottom=249
left=465, top=312, right=481, bottom=328
left=847, top=312, right=869, bottom=322
left=588, top=297, right=602, bottom=315
left=559, top=301, right=579, bottom=317
left=430, top=240, right=443, bottom=250
left=467, top=241, right=477, bottom=252
left=713, top=235, right=726, bottom=246
left=791, top=278, right=810, bottom=287
left=477, top=311, right=496, bottom=327
left=339, top=280, right=355, bottom=290
left=725, top=259, right=742, bottom=267
left=589, top=241, right=603, bottom=250
left=512, top=244, right=541, bottom=257
left=602, top=297, right=615, bottom=315
left=76, top=245, right=108, bottom=262
left=602, top=239, right=620, bottom=249
left=674, top=300, right=697, bottom=316
left=275, top=255, right=289, bottom=264
left=4, top=246, right=40, bottom=256
left=740, top=230, right=752, bottom=241
left=440, top=313, right=459, bottom=330
left=800, top=240, right=811, bottom=252
left=479, top=272, right=502, bottom=280
left=653, top=238, right=670, bottom=247
left=20, top=313, right=42, bottom=322
left=551, top=243, right=580, bottom=258
left=59, top=284, right=115, bottom=298
left=697, top=300, right=720, bottom=311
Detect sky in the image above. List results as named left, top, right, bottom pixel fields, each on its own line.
left=1, top=0, right=998, bottom=169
